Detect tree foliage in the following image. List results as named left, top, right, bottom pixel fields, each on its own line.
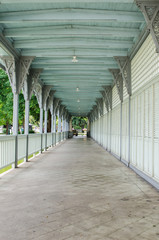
left=72, top=116, right=88, bottom=130
left=0, top=68, right=40, bottom=132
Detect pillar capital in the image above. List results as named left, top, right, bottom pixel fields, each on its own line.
left=23, top=68, right=43, bottom=101
left=102, top=86, right=112, bottom=111
left=95, top=98, right=103, bottom=116
left=114, top=57, right=131, bottom=96
left=34, top=83, right=52, bottom=110
left=109, top=69, right=123, bottom=102
left=1, top=56, right=35, bottom=94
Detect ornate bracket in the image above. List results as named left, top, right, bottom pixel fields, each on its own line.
left=100, top=91, right=109, bottom=112
left=136, top=1, right=159, bottom=52
left=2, top=56, right=35, bottom=94
left=34, top=82, right=52, bottom=109
left=114, top=57, right=131, bottom=96
left=42, top=85, right=52, bottom=110
left=59, top=105, right=65, bottom=118
left=102, top=86, right=112, bottom=111
left=23, top=68, right=43, bottom=101
left=53, top=98, right=60, bottom=115
left=109, top=69, right=123, bottom=102
left=48, top=90, right=56, bottom=114
left=96, top=98, right=103, bottom=116
left=93, top=105, right=98, bottom=120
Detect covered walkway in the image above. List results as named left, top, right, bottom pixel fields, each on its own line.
left=0, top=137, right=159, bottom=240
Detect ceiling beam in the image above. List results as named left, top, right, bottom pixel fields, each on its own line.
left=32, top=58, right=117, bottom=65
left=0, top=0, right=134, bottom=3
left=32, top=65, right=117, bottom=71
left=4, top=25, right=140, bottom=38
left=21, top=48, right=127, bottom=57
left=14, top=38, right=133, bottom=49
left=0, top=9, right=144, bottom=23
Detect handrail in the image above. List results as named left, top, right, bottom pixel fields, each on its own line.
left=0, top=131, right=69, bottom=172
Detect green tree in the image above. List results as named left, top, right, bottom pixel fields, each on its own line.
left=72, top=116, right=88, bottom=130
left=0, top=69, right=13, bottom=133
left=29, top=95, right=40, bottom=124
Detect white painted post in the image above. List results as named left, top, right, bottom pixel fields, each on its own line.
left=51, top=112, right=54, bottom=146
left=54, top=113, right=56, bottom=145
left=120, top=102, right=123, bottom=161
left=25, top=99, right=29, bottom=162
left=25, top=100, right=29, bottom=135
left=40, top=108, right=43, bottom=153
left=13, top=93, right=19, bottom=136
left=128, top=95, right=131, bottom=166
left=58, top=114, right=61, bottom=132
left=13, top=92, right=19, bottom=168
left=44, top=109, right=47, bottom=150
left=40, top=108, right=43, bottom=133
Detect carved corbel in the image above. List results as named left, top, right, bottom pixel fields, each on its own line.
left=136, top=1, right=159, bottom=52
left=114, top=57, right=131, bottom=96
left=23, top=68, right=43, bottom=101
left=2, top=56, right=35, bottom=94
left=109, top=69, right=123, bottom=102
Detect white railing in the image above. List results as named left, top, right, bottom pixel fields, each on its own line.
left=28, top=134, right=41, bottom=155
left=18, top=135, right=27, bottom=160
left=0, top=135, right=15, bottom=169
left=0, top=131, right=69, bottom=172
left=47, top=133, right=52, bottom=147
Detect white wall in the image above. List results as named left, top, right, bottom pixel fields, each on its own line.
left=90, top=34, right=159, bottom=187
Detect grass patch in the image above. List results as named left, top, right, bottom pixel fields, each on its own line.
left=18, top=159, right=24, bottom=165
left=0, top=165, right=12, bottom=174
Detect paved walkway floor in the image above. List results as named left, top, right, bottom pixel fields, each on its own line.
left=0, top=136, right=159, bottom=240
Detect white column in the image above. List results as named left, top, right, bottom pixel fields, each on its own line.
left=13, top=93, right=19, bottom=135
left=24, top=99, right=30, bottom=162
left=58, top=116, right=61, bottom=132
left=51, top=113, right=54, bottom=133
left=62, top=116, right=65, bottom=132
left=40, top=108, right=43, bottom=133
left=13, top=92, right=19, bottom=168
left=44, top=110, right=47, bottom=134
left=120, top=102, right=123, bottom=161
left=54, top=114, right=56, bottom=132
left=25, top=99, right=29, bottom=135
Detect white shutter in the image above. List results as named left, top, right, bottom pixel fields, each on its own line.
left=122, top=100, right=128, bottom=162
left=131, top=34, right=159, bottom=94
left=154, top=81, right=159, bottom=180
left=112, top=85, right=120, bottom=109
left=111, top=105, right=120, bottom=156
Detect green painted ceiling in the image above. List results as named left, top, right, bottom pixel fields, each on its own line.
left=0, top=0, right=145, bottom=116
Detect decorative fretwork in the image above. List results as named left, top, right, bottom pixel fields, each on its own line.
left=96, top=98, right=103, bottom=116
left=2, top=56, right=34, bottom=94
left=23, top=68, right=43, bottom=101
left=136, top=1, right=159, bottom=52
left=59, top=105, right=65, bottom=118
left=47, top=90, right=55, bottom=114
left=109, top=69, right=123, bottom=102
left=114, top=57, right=131, bottom=96
left=93, top=105, right=99, bottom=120
left=100, top=91, right=109, bottom=113
left=42, top=85, right=52, bottom=110
left=53, top=98, right=60, bottom=115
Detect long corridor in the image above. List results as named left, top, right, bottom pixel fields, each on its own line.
left=0, top=137, right=159, bottom=240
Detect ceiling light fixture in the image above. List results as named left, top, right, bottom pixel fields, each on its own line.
left=72, top=55, right=78, bottom=63
left=72, top=49, right=78, bottom=63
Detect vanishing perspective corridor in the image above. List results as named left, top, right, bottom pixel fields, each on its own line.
left=0, top=137, right=159, bottom=240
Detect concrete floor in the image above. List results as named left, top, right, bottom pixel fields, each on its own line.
left=0, top=136, right=159, bottom=240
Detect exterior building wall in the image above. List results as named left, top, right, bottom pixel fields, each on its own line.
left=90, top=34, right=159, bottom=187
